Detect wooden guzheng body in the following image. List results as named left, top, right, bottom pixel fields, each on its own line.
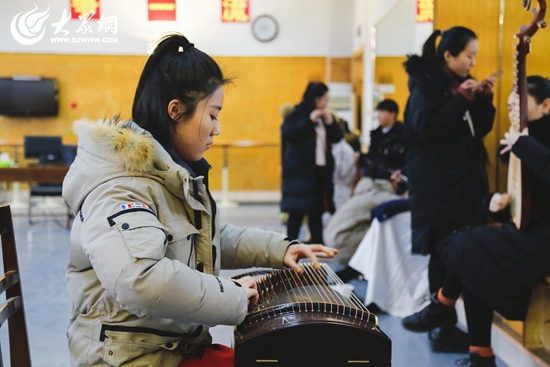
left=233, top=263, right=391, bottom=366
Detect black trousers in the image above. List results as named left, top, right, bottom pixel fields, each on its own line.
left=286, top=166, right=332, bottom=244
left=440, top=267, right=492, bottom=347
left=428, top=252, right=448, bottom=294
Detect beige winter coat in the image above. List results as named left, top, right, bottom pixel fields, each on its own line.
left=63, top=118, right=292, bottom=367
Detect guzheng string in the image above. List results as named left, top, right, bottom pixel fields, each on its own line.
left=249, top=263, right=371, bottom=324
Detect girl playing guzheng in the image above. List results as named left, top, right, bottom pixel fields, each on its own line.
left=62, top=33, right=338, bottom=367
left=405, top=76, right=550, bottom=367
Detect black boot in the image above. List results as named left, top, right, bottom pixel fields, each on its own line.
left=401, top=293, right=457, bottom=332
left=455, top=352, right=496, bottom=367
left=429, top=325, right=469, bottom=353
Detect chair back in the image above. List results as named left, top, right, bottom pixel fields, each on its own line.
left=0, top=205, right=31, bottom=366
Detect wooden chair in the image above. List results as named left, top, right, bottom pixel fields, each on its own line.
left=0, top=205, right=31, bottom=366
left=524, top=284, right=550, bottom=363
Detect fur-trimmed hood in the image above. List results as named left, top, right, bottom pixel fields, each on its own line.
left=72, top=116, right=157, bottom=172
left=62, top=117, right=184, bottom=214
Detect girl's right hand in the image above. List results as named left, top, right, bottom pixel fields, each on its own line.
left=233, top=276, right=259, bottom=306
left=310, top=109, right=324, bottom=122
left=489, top=193, right=511, bottom=213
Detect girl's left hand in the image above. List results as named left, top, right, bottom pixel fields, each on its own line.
left=283, top=243, right=338, bottom=274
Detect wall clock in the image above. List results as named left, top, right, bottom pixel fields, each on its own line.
left=252, top=15, right=279, bottom=42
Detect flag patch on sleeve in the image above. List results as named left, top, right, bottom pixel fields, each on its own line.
left=120, top=202, right=153, bottom=212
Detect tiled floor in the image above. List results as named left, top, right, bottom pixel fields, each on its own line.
left=0, top=197, right=507, bottom=366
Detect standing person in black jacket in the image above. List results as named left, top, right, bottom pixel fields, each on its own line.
left=405, top=76, right=550, bottom=367
left=400, top=26, right=496, bottom=351
left=281, top=82, right=343, bottom=244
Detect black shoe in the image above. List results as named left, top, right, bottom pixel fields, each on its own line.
left=335, top=266, right=363, bottom=283
left=429, top=325, right=469, bottom=353
left=401, top=293, right=457, bottom=332
left=455, top=352, right=496, bottom=367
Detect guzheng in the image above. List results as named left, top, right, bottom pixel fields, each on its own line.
left=233, top=263, right=391, bottom=366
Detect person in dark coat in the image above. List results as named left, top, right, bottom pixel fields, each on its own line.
left=400, top=26, right=496, bottom=355
left=404, top=76, right=550, bottom=367
left=359, top=99, right=407, bottom=183
left=280, top=82, right=343, bottom=244
left=327, top=99, right=408, bottom=281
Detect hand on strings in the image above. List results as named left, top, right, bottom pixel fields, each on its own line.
left=283, top=243, right=339, bottom=275
left=499, top=127, right=528, bottom=154
left=233, top=276, right=259, bottom=306
left=489, top=193, right=512, bottom=213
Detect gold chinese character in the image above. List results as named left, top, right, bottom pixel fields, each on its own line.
left=222, top=0, right=249, bottom=22
left=72, top=0, right=99, bottom=15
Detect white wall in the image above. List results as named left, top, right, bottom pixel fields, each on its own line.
left=328, top=0, right=354, bottom=58
left=0, top=0, right=353, bottom=56
left=376, top=0, right=433, bottom=57
left=353, top=0, right=433, bottom=143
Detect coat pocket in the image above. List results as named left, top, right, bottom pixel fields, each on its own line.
left=162, top=219, right=199, bottom=265
left=101, top=326, right=183, bottom=367
left=112, top=211, right=167, bottom=261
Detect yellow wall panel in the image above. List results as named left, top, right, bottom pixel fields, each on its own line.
left=0, top=53, right=325, bottom=190
left=329, top=58, right=352, bottom=83
left=375, top=56, right=408, bottom=122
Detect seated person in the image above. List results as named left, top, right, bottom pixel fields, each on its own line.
left=63, top=34, right=338, bottom=367
left=324, top=99, right=407, bottom=276
left=401, top=76, right=550, bottom=367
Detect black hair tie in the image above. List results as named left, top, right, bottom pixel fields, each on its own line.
left=183, top=42, right=194, bottom=52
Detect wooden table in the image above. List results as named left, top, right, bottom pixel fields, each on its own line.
left=0, top=165, right=70, bottom=209
left=0, top=165, right=70, bottom=183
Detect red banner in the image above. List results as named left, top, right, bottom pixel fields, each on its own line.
left=222, top=0, right=250, bottom=23
left=416, top=0, right=434, bottom=23
left=148, top=0, right=176, bottom=21
left=71, top=0, right=100, bottom=20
